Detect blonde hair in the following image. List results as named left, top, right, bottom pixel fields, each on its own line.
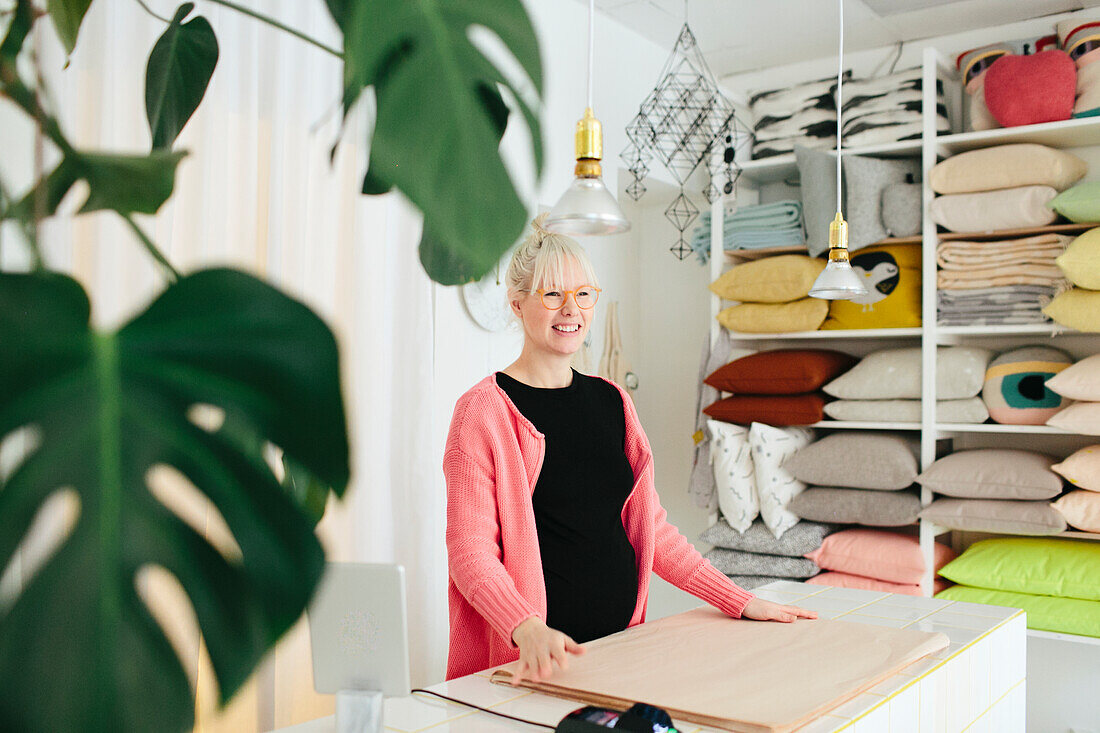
left=505, top=214, right=600, bottom=297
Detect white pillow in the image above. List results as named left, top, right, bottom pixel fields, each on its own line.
left=930, top=185, right=1058, bottom=233
left=1046, top=353, right=1100, bottom=402
left=823, top=398, right=989, bottom=424
left=708, top=420, right=758, bottom=533
left=824, top=346, right=993, bottom=400
left=748, top=423, right=814, bottom=538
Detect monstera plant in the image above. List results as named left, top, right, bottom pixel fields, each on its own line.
left=0, top=0, right=543, bottom=731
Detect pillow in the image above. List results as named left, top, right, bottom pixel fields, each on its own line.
left=985, top=50, right=1076, bottom=128
left=843, top=156, right=922, bottom=250
left=1052, top=490, right=1100, bottom=532
left=919, top=498, right=1067, bottom=535
left=820, top=244, right=922, bottom=330
left=823, top=398, right=988, bottom=424
left=795, top=145, right=839, bottom=257
left=1047, top=353, right=1100, bottom=401
left=749, top=423, right=814, bottom=538
left=704, top=349, right=856, bottom=395
left=982, top=346, right=1073, bottom=425
left=1047, top=402, right=1100, bottom=435
left=699, top=518, right=836, bottom=557
left=929, top=144, right=1087, bottom=194
left=1056, top=228, right=1100, bottom=289
left=788, top=487, right=922, bottom=526
left=707, top=420, right=757, bottom=533
left=936, top=537, right=1100, bottom=601
left=750, top=74, right=843, bottom=159
left=704, top=394, right=825, bottom=426
left=809, top=572, right=951, bottom=596
left=1052, top=445, right=1100, bottom=492
left=930, top=186, right=1059, bottom=233
left=1043, top=288, right=1100, bottom=332
left=881, top=182, right=922, bottom=237
left=702, top=548, right=819, bottom=579
left=725, top=575, right=796, bottom=590
left=1074, top=54, right=1100, bottom=117
left=783, top=432, right=919, bottom=490
left=804, top=528, right=957, bottom=585
left=1048, top=184, right=1100, bottom=225
left=824, top=346, right=993, bottom=400
left=916, top=449, right=1063, bottom=500
left=840, top=67, right=950, bottom=148
left=717, top=299, right=829, bottom=334
left=708, top=255, right=826, bottom=304
left=935, top=586, right=1100, bottom=638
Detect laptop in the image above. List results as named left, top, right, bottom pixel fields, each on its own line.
left=308, top=562, right=411, bottom=697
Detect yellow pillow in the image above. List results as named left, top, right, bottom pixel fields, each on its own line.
left=821, top=244, right=922, bottom=330
left=1057, top=228, right=1100, bottom=290
left=709, top=255, right=826, bottom=304
left=1043, top=288, right=1100, bottom=332
left=717, top=298, right=829, bottom=334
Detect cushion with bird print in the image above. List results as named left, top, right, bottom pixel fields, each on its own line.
left=821, top=243, right=922, bottom=329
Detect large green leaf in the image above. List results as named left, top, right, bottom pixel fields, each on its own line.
left=0, top=0, right=33, bottom=64
left=0, top=268, right=349, bottom=732
left=46, top=0, right=93, bottom=56
left=145, top=3, right=219, bottom=150
left=333, top=0, right=544, bottom=284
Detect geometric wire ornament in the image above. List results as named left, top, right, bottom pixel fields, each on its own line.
left=623, top=24, right=754, bottom=259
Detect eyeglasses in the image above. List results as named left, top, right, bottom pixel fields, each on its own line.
left=535, top=285, right=601, bottom=310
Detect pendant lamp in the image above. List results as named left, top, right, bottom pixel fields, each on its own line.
left=544, top=0, right=631, bottom=236
left=808, top=0, right=867, bottom=300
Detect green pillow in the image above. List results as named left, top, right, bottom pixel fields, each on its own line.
left=937, top=537, right=1100, bottom=601
left=936, top=586, right=1100, bottom=638
left=1048, top=181, right=1100, bottom=223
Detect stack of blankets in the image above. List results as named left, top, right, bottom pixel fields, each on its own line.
left=700, top=519, right=834, bottom=590
left=936, top=233, right=1072, bottom=326
left=689, top=200, right=805, bottom=264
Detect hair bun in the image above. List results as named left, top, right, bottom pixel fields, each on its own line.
left=530, top=212, right=551, bottom=240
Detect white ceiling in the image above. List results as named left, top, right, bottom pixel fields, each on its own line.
left=583, top=0, right=1100, bottom=78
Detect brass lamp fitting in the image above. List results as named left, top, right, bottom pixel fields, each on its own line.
left=574, top=107, right=603, bottom=179
left=827, top=211, right=850, bottom=263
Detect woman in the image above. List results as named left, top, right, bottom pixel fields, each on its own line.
left=443, top=216, right=815, bottom=684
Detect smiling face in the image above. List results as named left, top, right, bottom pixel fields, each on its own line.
left=510, top=257, right=596, bottom=359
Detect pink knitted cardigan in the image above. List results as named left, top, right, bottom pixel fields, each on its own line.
left=443, top=374, right=755, bottom=680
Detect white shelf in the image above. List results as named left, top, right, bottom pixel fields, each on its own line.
left=723, top=327, right=922, bottom=340
left=1061, top=531, right=1100, bottom=542
left=808, top=420, right=921, bottom=431
left=737, top=139, right=922, bottom=184
left=933, top=423, right=1072, bottom=435
left=1027, top=629, right=1100, bottom=646
left=936, top=324, right=1082, bottom=338
left=937, top=115, right=1100, bottom=154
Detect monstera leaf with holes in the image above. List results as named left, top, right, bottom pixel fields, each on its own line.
left=0, top=268, right=349, bottom=732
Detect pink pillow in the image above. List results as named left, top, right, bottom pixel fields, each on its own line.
left=985, top=50, right=1076, bottom=127
left=806, top=571, right=952, bottom=596
left=804, top=528, right=957, bottom=585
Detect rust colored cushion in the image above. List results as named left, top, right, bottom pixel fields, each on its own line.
left=703, top=394, right=825, bottom=426
left=704, top=349, right=856, bottom=395
left=984, top=50, right=1076, bottom=127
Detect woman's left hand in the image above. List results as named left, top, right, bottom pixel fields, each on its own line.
left=740, top=597, right=818, bottom=623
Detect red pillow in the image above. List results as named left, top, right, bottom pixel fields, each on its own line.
left=703, top=394, right=825, bottom=426
left=984, top=50, right=1075, bottom=127
left=704, top=349, right=856, bottom=395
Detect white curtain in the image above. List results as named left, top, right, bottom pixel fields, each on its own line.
left=0, top=1, right=447, bottom=729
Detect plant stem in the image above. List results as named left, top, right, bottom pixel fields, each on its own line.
left=202, top=0, right=342, bottom=58
left=122, top=214, right=180, bottom=283
left=133, top=0, right=171, bottom=23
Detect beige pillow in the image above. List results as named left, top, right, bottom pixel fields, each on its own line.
left=1056, top=229, right=1100, bottom=290
left=716, top=299, right=828, bottom=334
left=1047, top=403, right=1100, bottom=436
left=919, top=498, right=1067, bottom=535
left=1052, top=490, right=1100, bottom=532
left=1047, top=354, right=1100, bottom=401
left=1043, top=288, right=1100, bottom=332
left=823, top=346, right=992, bottom=400
left=930, top=186, right=1058, bottom=233
left=929, top=144, right=1087, bottom=194
left=1052, top=445, right=1100, bottom=492
left=783, top=432, right=919, bottom=490
left=916, top=449, right=1064, bottom=500
left=709, top=255, right=826, bottom=304
left=823, top=398, right=988, bottom=423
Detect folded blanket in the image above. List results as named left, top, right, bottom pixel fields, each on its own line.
left=730, top=229, right=806, bottom=249
left=938, top=268, right=1067, bottom=289
left=937, top=313, right=1052, bottom=326
left=689, top=206, right=807, bottom=263
left=728, top=200, right=803, bottom=231
left=937, top=284, right=1062, bottom=304
left=937, top=234, right=1071, bottom=269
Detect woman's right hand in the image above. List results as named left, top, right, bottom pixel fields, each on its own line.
left=509, top=617, right=586, bottom=686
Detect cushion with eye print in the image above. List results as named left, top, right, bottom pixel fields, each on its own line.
left=821, top=243, right=922, bottom=330
left=981, top=346, right=1073, bottom=425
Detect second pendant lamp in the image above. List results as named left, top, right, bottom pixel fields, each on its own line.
left=545, top=0, right=631, bottom=236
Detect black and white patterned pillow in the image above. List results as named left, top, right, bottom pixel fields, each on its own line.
left=749, top=72, right=850, bottom=159
left=840, top=67, right=950, bottom=147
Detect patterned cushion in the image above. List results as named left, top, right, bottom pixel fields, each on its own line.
left=699, top=518, right=836, bottom=557
left=981, top=346, right=1072, bottom=425
left=708, top=420, right=757, bottom=533
left=748, top=423, right=814, bottom=538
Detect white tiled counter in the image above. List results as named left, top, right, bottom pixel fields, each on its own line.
left=273, top=582, right=1026, bottom=733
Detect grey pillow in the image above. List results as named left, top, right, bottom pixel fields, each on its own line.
left=919, top=498, right=1067, bottom=535
left=699, top=518, right=836, bottom=556
left=783, top=432, right=919, bottom=490
left=917, top=449, right=1063, bottom=500
left=795, top=145, right=838, bottom=257
left=844, top=155, right=921, bottom=250
left=788, top=488, right=922, bottom=526
left=703, top=548, right=820, bottom=578
left=882, top=182, right=922, bottom=237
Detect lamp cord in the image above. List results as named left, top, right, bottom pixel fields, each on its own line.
left=410, top=688, right=556, bottom=730
left=835, top=0, right=844, bottom=214
left=587, top=0, right=595, bottom=110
